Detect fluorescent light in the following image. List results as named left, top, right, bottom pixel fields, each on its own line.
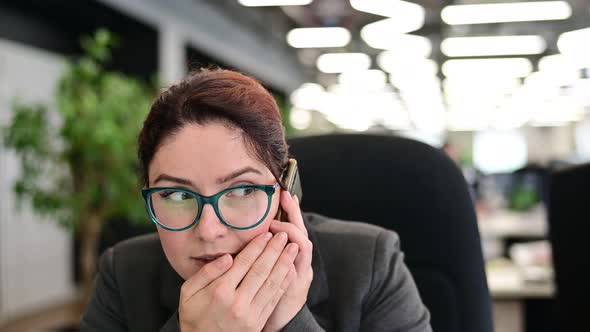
left=538, top=54, right=581, bottom=86
left=321, top=99, right=374, bottom=131
left=390, top=69, right=440, bottom=92
left=287, top=27, right=351, bottom=48
left=290, top=83, right=325, bottom=110
left=443, top=58, right=533, bottom=78
left=316, top=53, right=371, bottom=73
left=441, top=35, right=546, bottom=57
left=473, top=131, right=527, bottom=174
left=361, top=17, right=424, bottom=39
left=571, top=79, right=590, bottom=107
left=378, top=51, right=437, bottom=75
left=557, top=28, right=590, bottom=68
left=444, top=77, right=520, bottom=107
left=530, top=97, right=584, bottom=126
left=444, top=77, right=521, bottom=94
left=521, top=72, right=561, bottom=98
left=316, top=91, right=401, bottom=131
left=289, top=108, right=312, bottom=130
left=239, top=0, right=312, bottom=6
left=338, top=70, right=387, bottom=91
left=356, top=0, right=425, bottom=33
left=538, top=54, right=578, bottom=72
left=351, top=0, right=425, bottom=19
left=447, top=110, right=489, bottom=131
left=362, top=32, right=431, bottom=56
left=441, top=1, right=572, bottom=25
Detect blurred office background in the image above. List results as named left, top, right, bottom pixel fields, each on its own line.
left=0, top=1, right=589, bottom=331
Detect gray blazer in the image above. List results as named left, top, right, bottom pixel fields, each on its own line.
left=81, top=212, right=432, bottom=331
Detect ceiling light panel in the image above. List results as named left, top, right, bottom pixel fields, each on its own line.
left=239, top=0, right=313, bottom=6
left=557, top=28, right=590, bottom=68
left=441, top=1, right=572, bottom=25
left=338, top=70, right=388, bottom=91
left=442, top=58, right=533, bottom=78
left=354, top=0, right=425, bottom=33
left=441, top=35, right=546, bottom=57
left=351, top=0, right=424, bottom=18
left=316, top=53, right=371, bottom=73
left=287, top=27, right=351, bottom=48
left=362, top=33, right=432, bottom=57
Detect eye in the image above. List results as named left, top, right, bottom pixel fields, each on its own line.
left=159, top=190, right=192, bottom=201
left=225, top=187, right=256, bottom=198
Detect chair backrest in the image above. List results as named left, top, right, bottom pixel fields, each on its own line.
left=288, top=134, right=493, bottom=332
left=548, top=163, right=590, bottom=331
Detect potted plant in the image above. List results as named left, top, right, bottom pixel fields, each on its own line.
left=2, top=29, right=155, bottom=306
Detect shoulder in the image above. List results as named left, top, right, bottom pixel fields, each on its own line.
left=303, top=212, right=401, bottom=279
left=304, top=212, right=400, bottom=252
left=99, top=233, right=164, bottom=282
left=111, top=232, right=162, bottom=258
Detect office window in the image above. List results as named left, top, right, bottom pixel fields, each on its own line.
left=474, top=130, right=527, bottom=174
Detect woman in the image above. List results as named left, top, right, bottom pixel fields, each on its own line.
left=81, top=68, right=432, bottom=332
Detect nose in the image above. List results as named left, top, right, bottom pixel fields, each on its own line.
left=193, top=203, right=228, bottom=242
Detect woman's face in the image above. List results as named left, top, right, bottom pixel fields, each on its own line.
left=148, top=122, right=281, bottom=280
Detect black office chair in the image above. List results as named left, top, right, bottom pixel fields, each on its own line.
left=548, top=163, right=590, bottom=331
left=288, top=134, right=493, bottom=332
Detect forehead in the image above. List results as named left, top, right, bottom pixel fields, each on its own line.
left=149, top=123, right=269, bottom=184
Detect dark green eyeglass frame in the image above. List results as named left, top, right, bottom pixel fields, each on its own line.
left=141, top=183, right=279, bottom=231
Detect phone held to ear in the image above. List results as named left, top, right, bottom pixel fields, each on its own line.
left=276, top=158, right=303, bottom=222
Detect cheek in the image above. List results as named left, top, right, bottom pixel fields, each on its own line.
left=157, top=228, right=187, bottom=264
left=236, top=190, right=279, bottom=243
left=235, top=218, right=271, bottom=244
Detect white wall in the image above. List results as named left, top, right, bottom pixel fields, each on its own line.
left=0, top=39, right=75, bottom=321
left=524, top=125, right=577, bottom=164
left=575, top=115, right=590, bottom=161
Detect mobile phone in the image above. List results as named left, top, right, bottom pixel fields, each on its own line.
left=276, top=158, right=303, bottom=221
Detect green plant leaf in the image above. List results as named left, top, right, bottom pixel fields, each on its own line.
left=2, top=29, right=155, bottom=232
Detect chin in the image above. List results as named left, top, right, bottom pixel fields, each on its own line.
left=178, top=262, right=200, bottom=280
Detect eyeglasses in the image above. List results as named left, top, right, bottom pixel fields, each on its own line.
left=141, top=183, right=279, bottom=231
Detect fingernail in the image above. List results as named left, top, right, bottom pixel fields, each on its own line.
left=288, top=243, right=299, bottom=255
left=264, top=232, right=273, bottom=241
left=215, top=254, right=230, bottom=267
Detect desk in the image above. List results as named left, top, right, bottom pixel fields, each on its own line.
left=479, top=208, right=554, bottom=332
left=490, top=281, right=554, bottom=300
left=487, top=264, right=554, bottom=332
left=479, top=210, right=547, bottom=239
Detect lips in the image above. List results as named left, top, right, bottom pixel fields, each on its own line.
left=191, top=253, right=236, bottom=263
left=195, top=255, right=223, bottom=262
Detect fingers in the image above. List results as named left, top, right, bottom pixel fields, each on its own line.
left=220, top=232, right=273, bottom=288
left=279, top=191, right=307, bottom=236
left=250, top=242, right=298, bottom=311
left=269, top=220, right=313, bottom=273
left=237, top=232, right=289, bottom=302
left=180, top=254, right=233, bottom=304
left=257, top=255, right=298, bottom=321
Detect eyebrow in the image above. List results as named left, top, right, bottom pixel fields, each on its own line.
left=152, top=166, right=263, bottom=188
left=215, top=166, right=263, bottom=184
left=153, top=174, right=194, bottom=187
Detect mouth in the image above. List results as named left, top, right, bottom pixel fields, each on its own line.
left=191, top=253, right=236, bottom=263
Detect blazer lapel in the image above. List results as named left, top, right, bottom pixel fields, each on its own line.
left=160, top=257, right=183, bottom=313
left=305, top=216, right=330, bottom=308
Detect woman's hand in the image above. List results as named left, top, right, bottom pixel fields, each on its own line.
left=178, top=231, right=299, bottom=332
left=263, top=191, right=314, bottom=332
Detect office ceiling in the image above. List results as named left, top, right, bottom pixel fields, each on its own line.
left=206, top=0, right=590, bottom=85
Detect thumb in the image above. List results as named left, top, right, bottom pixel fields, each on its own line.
left=180, top=254, right=232, bottom=303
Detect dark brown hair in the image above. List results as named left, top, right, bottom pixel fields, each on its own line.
left=138, top=68, right=288, bottom=186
